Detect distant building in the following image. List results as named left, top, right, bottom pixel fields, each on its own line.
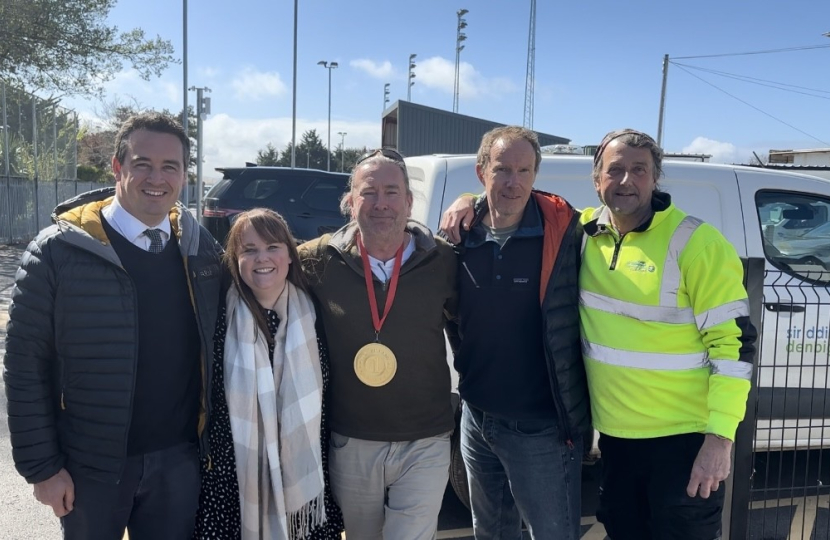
left=769, top=148, right=830, bottom=166
left=381, top=100, right=569, bottom=157
left=754, top=149, right=830, bottom=181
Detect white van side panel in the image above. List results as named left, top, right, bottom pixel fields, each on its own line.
left=409, top=155, right=746, bottom=256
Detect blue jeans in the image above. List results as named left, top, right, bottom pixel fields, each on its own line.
left=461, top=403, right=582, bottom=540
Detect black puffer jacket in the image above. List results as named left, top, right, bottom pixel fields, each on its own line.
left=3, top=188, right=223, bottom=484
left=447, top=190, right=590, bottom=443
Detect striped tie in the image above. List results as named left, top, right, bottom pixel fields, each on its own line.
left=144, top=228, right=164, bottom=254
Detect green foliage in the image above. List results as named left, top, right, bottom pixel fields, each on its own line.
left=255, top=130, right=361, bottom=171
left=0, top=86, right=78, bottom=180
left=77, top=100, right=198, bottom=183
left=0, top=0, right=176, bottom=97
left=337, top=147, right=370, bottom=174
left=76, top=164, right=112, bottom=183
left=256, top=143, right=281, bottom=166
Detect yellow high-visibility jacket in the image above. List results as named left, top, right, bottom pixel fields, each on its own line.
left=579, top=193, right=755, bottom=441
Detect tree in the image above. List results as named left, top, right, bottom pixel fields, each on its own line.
left=77, top=99, right=198, bottom=183
left=336, top=147, right=369, bottom=174
left=256, top=143, right=281, bottom=166
left=0, top=0, right=176, bottom=97
left=255, top=130, right=333, bottom=170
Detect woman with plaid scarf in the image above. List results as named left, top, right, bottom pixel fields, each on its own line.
left=194, top=208, right=343, bottom=540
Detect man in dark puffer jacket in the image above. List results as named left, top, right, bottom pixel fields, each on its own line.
left=3, top=112, right=223, bottom=540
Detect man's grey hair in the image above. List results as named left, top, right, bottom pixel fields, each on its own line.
left=339, top=153, right=412, bottom=217
left=591, top=129, right=664, bottom=183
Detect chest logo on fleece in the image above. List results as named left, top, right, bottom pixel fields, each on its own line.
left=626, top=261, right=656, bottom=273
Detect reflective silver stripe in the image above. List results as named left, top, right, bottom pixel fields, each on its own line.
left=582, top=339, right=708, bottom=370
left=695, top=299, right=750, bottom=331
left=710, top=360, right=753, bottom=380
left=659, top=216, right=703, bottom=305
left=581, top=231, right=588, bottom=256
left=580, top=290, right=696, bottom=324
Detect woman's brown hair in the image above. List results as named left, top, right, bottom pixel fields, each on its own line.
left=223, top=208, right=308, bottom=343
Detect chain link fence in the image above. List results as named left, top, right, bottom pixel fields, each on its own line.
left=0, top=81, right=114, bottom=244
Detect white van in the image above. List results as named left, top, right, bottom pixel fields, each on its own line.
left=405, top=153, right=830, bottom=453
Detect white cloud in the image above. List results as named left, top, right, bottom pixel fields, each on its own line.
left=199, top=66, right=220, bottom=78
left=201, top=114, right=381, bottom=179
left=682, top=137, right=752, bottom=164
left=230, top=67, right=287, bottom=101
left=350, top=59, right=395, bottom=80
left=415, top=56, right=517, bottom=100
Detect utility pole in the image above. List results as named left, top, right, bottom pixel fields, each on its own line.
left=189, top=86, right=211, bottom=218
left=657, top=54, right=669, bottom=147
left=453, top=9, right=468, bottom=113
left=407, top=54, right=417, bottom=101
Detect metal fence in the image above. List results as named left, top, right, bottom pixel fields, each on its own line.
left=1, top=81, right=78, bottom=183
left=0, top=177, right=106, bottom=244
left=730, top=263, right=830, bottom=539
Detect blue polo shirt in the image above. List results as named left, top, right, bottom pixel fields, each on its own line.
left=455, top=197, right=557, bottom=420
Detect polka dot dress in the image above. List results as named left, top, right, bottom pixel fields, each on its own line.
left=193, top=305, right=344, bottom=539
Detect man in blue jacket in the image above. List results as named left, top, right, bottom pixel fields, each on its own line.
left=4, top=112, right=223, bottom=540
left=444, top=126, right=589, bottom=540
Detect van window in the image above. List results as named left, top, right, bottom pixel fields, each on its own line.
left=756, top=191, right=830, bottom=283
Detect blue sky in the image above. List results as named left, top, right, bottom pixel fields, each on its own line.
left=62, top=0, right=830, bottom=179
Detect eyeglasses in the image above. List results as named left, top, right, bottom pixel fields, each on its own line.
left=356, top=147, right=406, bottom=166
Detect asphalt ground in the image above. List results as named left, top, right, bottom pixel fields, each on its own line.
left=1, top=241, right=827, bottom=539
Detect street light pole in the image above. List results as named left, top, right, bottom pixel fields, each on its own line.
left=337, top=131, right=347, bottom=172
left=291, top=0, right=299, bottom=168
left=453, top=8, right=468, bottom=113
left=318, top=60, right=338, bottom=171
left=383, top=83, right=390, bottom=112
left=189, top=86, right=211, bottom=218
left=408, top=54, right=417, bottom=101
left=181, top=0, right=189, bottom=206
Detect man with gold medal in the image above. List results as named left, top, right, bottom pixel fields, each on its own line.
left=299, top=148, right=458, bottom=540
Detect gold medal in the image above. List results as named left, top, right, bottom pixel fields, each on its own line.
left=354, top=343, right=397, bottom=387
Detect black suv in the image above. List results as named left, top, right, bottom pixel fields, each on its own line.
left=202, top=165, right=350, bottom=246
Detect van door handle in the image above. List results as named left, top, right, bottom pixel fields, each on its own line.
left=764, top=303, right=806, bottom=313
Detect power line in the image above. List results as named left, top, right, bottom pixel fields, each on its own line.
left=671, top=61, right=830, bottom=101
left=673, top=43, right=830, bottom=60
left=671, top=63, right=830, bottom=147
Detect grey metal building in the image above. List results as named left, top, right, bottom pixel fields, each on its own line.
left=381, top=100, right=569, bottom=157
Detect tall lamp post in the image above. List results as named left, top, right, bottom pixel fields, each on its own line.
left=453, top=8, right=468, bottom=113
left=407, top=54, right=417, bottom=101
left=337, top=131, right=347, bottom=172
left=317, top=60, right=338, bottom=171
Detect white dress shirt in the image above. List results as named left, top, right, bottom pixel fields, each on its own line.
left=366, top=233, right=416, bottom=283
left=102, top=197, right=172, bottom=251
